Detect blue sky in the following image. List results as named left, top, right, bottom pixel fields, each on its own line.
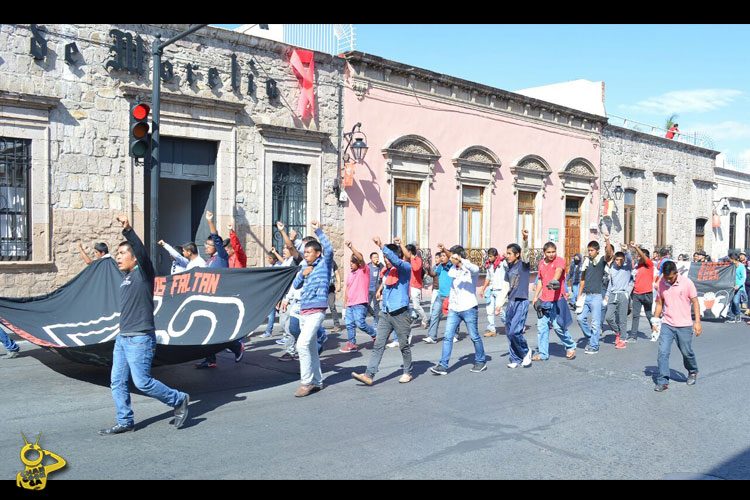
left=214, top=24, right=750, bottom=164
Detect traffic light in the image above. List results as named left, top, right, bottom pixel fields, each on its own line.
left=129, top=102, right=151, bottom=158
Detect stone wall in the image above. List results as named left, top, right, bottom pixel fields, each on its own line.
left=600, top=125, right=718, bottom=256
left=0, top=24, right=345, bottom=297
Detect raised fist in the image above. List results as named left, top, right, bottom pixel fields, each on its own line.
left=205, top=211, right=214, bottom=221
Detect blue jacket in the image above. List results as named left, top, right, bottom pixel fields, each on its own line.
left=381, top=245, right=412, bottom=312
left=293, top=228, right=333, bottom=310
left=206, top=233, right=229, bottom=268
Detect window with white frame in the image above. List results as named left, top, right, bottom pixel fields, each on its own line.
left=461, top=186, right=483, bottom=249
left=394, top=179, right=420, bottom=244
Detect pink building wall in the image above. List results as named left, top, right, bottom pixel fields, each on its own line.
left=341, top=63, right=601, bottom=268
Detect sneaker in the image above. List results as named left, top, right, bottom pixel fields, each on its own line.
left=278, top=352, right=299, bottom=362
left=260, top=331, right=272, bottom=338
left=352, top=372, right=373, bottom=386
left=615, top=339, right=627, bottom=349
left=650, top=332, right=659, bottom=342
left=3, top=350, right=19, bottom=359
left=470, top=362, right=487, bottom=373
left=654, top=383, right=669, bottom=392
left=339, top=342, right=358, bottom=353
left=686, top=372, right=698, bottom=386
left=625, top=336, right=637, bottom=343
left=420, top=320, right=428, bottom=329
left=507, top=362, right=519, bottom=369
left=173, top=394, right=190, bottom=428
left=274, top=338, right=286, bottom=345
left=98, top=423, right=134, bottom=435
left=565, top=349, right=576, bottom=360
left=483, top=330, right=497, bottom=337
left=386, top=340, right=399, bottom=348
left=422, top=337, right=437, bottom=344
left=531, top=354, right=545, bottom=361
left=452, top=336, right=458, bottom=343
left=521, top=350, right=532, bottom=367
left=398, top=373, right=413, bottom=383
left=584, top=346, right=599, bottom=354
left=195, top=359, right=217, bottom=369
left=294, top=384, right=322, bottom=397
left=430, top=364, right=448, bottom=375
left=234, top=342, right=245, bottom=362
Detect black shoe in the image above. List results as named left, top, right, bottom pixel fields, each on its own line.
left=430, top=364, right=448, bottom=375
left=278, top=353, right=299, bottom=362
left=470, top=362, right=487, bottom=373
left=686, top=372, right=698, bottom=386
left=173, top=394, right=190, bottom=429
left=654, top=384, right=669, bottom=392
left=99, top=423, right=134, bottom=435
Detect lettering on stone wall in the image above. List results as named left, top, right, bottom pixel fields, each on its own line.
left=266, top=78, right=279, bottom=100
left=161, top=60, right=174, bottom=82
left=30, top=24, right=48, bottom=61
left=186, top=63, right=198, bottom=86
left=64, top=42, right=80, bottom=66
left=208, top=67, right=220, bottom=88
left=105, top=29, right=145, bottom=75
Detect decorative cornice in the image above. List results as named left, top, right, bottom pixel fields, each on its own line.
left=0, top=91, right=60, bottom=110
left=605, top=124, right=720, bottom=157
left=120, top=85, right=246, bottom=113
left=653, top=170, right=677, bottom=178
left=343, top=52, right=605, bottom=135
left=256, top=123, right=330, bottom=142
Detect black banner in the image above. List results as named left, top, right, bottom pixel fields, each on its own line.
left=0, top=258, right=297, bottom=366
left=687, top=261, right=736, bottom=320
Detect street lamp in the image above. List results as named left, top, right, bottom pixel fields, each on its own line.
left=602, top=174, right=624, bottom=201
left=342, top=122, right=368, bottom=163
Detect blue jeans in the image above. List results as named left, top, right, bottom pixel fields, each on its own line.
left=1, top=328, right=20, bottom=353
left=438, top=306, right=485, bottom=368
left=265, top=308, right=277, bottom=335
left=731, top=288, right=746, bottom=317
left=111, top=333, right=186, bottom=427
left=367, top=290, right=380, bottom=327
left=427, top=296, right=446, bottom=341
left=345, top=303, right=377, bottom=343
left=577, top=293, right=603, bottom=349
left=505, top=299, right=530, bottom=364
left=570, top=283, right=580, bottom=304
left=657, top=324, right=698, bottom=385
left=485, top=290, right=507, bottom=330
left=536, top=301, right=576, bottom=359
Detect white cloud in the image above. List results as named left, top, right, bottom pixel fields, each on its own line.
left=621, top=89, right=743, bottom=114
left=690, top=121, right=750, bottom=142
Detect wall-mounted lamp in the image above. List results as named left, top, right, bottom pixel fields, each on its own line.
left=343, top=122, right=368, bottom=163
left=603, top=174, right=624, bottom=201
left=712, top=198, right=730, bottom=217
left=334, top=123, right=368, bottom=203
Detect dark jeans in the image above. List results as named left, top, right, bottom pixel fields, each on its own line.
left=657, top=324, right=698, bottom=385
left=630, top=292, right=653, bottom=338
left=365, top=310, right=412, bottom=379
left=206, top=339, right=243, bottom=363
left=328, top=292, right=340, bottom=327
left=367, top=290, right=380, bottom=326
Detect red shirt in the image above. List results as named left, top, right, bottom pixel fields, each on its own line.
left=633, top=257, right=654, bottom=294
left=228, top=230, right=247, bottom=268
left=665, top=126, right=679, bottom=139
left=410, top=255, right=423, bottom=289
left=538, top=256, right=566, bottom=302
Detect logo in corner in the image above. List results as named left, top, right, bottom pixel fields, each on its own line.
left=16, top=432, right=67, bottom=490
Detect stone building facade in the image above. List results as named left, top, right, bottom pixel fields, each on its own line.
left=600, top=125, right=719, bottom=257
left=0, top=24, right=345, bottom=297
left=713, top=161, right=750, bottom=258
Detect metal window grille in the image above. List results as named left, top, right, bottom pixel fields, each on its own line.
left=0, top=137, right=31, bottom=261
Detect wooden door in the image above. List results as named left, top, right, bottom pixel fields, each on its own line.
left=565, top=197, right=582, bottom=259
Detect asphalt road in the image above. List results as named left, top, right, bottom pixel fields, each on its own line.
left=2, top=311, right=749, bottom=480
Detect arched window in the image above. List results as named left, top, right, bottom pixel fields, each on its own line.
left=656, top=194, right=668, bottom=248
left=729, top=212, right=737, bottom=250
left=624, top=189, right=636, bottom=244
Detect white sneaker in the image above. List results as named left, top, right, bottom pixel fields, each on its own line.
left=452, top=336, right=458, bottom=343
left=386, top=340, right=399, bottom=348
left=650, top=332, right=659, bottom=342
left=521, top=350, right=532, bottom=367
left=422, top=337, right=436, bottom=344
left=507, top=362, right=519, bottom=369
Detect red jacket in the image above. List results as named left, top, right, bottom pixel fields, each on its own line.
left=228, top=230, right=247, bottom=268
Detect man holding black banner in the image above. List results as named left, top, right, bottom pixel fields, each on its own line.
left=652, top=261, right=701, bottom=392
left=99, top=215, right=190, bottom=434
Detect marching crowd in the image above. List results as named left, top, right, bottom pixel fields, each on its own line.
left=2, top=213, right=748, bottom=434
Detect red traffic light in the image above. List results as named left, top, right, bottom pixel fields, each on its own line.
left=132, top=103, right=150, bottom=121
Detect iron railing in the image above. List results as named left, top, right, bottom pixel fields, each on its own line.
left=608, top=115, right=714, bottom=150
left=0, top=137, right=31, bottom=261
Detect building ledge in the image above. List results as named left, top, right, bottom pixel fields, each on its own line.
left=0, top=261, right=56, bottom=271
left=0, top=91, right=60, bottom=110
left=120, top=85, right=247, bottom=113
left=256, top=123, right=330, bottom=142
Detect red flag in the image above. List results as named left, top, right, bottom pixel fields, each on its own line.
left=342, top=162, right=355, bottom=187
left=290, top=49, right=315, bottom=120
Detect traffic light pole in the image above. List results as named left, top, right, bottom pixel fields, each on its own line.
left=149, top=24, right=207, bottom=269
